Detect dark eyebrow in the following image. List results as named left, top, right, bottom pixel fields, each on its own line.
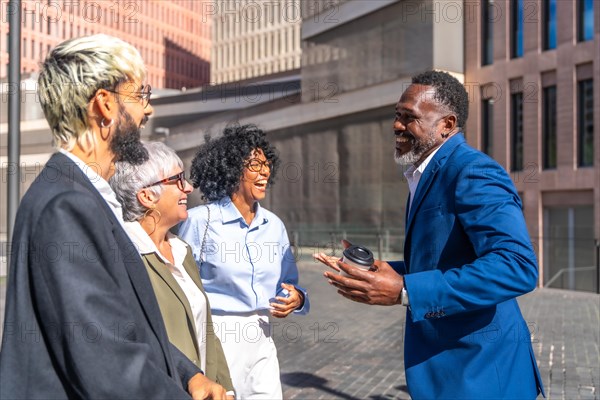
left=395, top=106, right=416, bottom=116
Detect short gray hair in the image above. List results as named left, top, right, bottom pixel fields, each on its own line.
left=110, top=142, right=184, bottom=222
left=38, top=34, right=146, bottom=150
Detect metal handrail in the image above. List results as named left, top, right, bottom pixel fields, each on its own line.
left=544, top=266, right=597, bottom=288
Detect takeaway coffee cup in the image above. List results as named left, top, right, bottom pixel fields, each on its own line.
left=341, top=245, right=375, bottom=276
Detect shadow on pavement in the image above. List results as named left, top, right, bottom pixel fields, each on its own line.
left=369, top=385, right=410, bottom=400
left=281, top=372, right=362, bottom=400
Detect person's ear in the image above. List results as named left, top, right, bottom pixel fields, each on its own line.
left=442, top=114, right=457, bottom=131
left=439, top=114, right=457, bottom=138
left=91, top=89, right=117, bottom=122
left=137, top=188, right=157, bottom=209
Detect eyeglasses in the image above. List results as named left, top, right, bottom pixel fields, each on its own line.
left=244, top=158, right=272, bottom=173
left=107, top=84, right=152, bottom=109
left=144, top=171, right=186, bottom=191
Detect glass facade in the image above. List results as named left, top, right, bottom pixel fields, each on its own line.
left=578, top=79, right=594, bottom=167
left=544, top=205, right=596, bottom=292
left=511, top=0, right=524, bottom=58
left=542, top=86, right=557, bottom=169
left=481, top=98, right=494, bottom=156
left=578, top=0, right=595, bottom=41
left=543, top=0, right=557, bottom=50
left=482, top=0, right=494, bottom=65
left=511, top=92, right=524, bottom=171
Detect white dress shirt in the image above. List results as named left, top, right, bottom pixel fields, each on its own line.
left=59, top=149, right=124, bottom=224
left=403, top=143, right=445, bottom=213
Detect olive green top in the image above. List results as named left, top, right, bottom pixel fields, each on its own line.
left=141, top=245, right=234, bottom=392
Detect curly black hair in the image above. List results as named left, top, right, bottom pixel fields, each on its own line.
left=190, top=124, right=281, bottom=201
left=411, top=70, right=469, bottom=128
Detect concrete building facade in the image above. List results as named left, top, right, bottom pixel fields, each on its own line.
left=464, top=0, right=599, bottom=292
left=211, top=0, right=301, bottom=84
left=153, top=0, right=464, bottom=257
left=0, top=0, right=211, bottom=89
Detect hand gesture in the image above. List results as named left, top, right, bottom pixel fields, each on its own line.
left=313, top=239, right=352, bottom=272
left=314, top=240, right=404, bottom=306
left=270, top=282, right=304, bottom=318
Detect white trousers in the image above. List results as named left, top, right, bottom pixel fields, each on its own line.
left=211, top=312, right=283, bottom=400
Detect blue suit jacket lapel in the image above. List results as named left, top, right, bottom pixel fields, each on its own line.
left=404, top=134, right=466, bottom=240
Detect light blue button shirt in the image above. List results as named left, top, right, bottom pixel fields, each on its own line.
left=178, top=197, right=309, bottom=315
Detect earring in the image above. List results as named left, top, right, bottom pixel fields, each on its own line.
left=100, top=118, right=114, bottom=128
left=142, top=206, right=162, bottom=234
left=143, top=207, right=154, bottom=220
left=143, top=206, right=161, bottom=221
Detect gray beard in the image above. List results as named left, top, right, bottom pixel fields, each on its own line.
left=394, top=131, right=437, bottom=166
left=394, top=149, right=421, bottom=165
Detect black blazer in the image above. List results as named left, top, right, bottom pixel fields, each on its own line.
left=0, top=152, right=200, bottom=399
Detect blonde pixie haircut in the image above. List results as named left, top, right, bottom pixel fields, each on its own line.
left=37, top=34, right=146, bottom=150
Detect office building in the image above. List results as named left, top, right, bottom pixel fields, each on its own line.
left=211, top=0, right=301, bottom=84
left=465, top=0, right=599, bottom=291
left=0, top=0, right=211, bottom=88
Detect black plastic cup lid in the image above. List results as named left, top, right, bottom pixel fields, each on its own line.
left=342, top=245, right=374, bottom=266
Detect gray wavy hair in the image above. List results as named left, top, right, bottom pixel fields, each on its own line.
left=110, top=142, right=184, bottom=222
left=38, top=34, right=146, bottom=150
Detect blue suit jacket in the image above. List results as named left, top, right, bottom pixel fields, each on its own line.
left=394, top=134, right=545, bottom=399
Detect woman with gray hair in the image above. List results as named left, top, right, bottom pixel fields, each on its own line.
left=110, top=141, right=235, bottom=399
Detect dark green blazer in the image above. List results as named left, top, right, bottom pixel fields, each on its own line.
left=141, top=245, right=234, bottom=392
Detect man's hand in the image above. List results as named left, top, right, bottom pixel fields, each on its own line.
left=187, top=373, right=227, bottom=400
left=270, top=282, right=304, bottom=318
left=313, top=239, right=353, bottom=272
left=323, top=259, right=404, bottom=306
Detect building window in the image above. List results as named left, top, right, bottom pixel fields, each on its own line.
left=543, top=0, right=557, bottom=50
left=511, top=92, right=524, bottom=171
left=578, top=79, right=594, bottom=167
left=511, top=0, right=524, bottom=58
left=542, top=86, right=557, bottom=169
left=481, top=98, right=494, bottom=156
left=482, top=0, right=494, bottom=65
left=578, top=0, right=594, bottom=41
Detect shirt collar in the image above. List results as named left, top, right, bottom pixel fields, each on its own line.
left=123, top=221, right=188, bottom=267
left=218, top=197, right=268, bottom=228
left=403, top=141, right=445, bottom=182
left=59, top=149, right=124, bottom=224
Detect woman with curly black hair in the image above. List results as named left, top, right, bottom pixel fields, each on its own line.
left=179, top=124, right=310, bottom=399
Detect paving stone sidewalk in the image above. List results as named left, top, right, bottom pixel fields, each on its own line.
left=274, top=261, right=600, bottom=400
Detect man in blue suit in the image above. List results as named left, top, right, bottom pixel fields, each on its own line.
left=316, top=71, right=545, bottom=399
